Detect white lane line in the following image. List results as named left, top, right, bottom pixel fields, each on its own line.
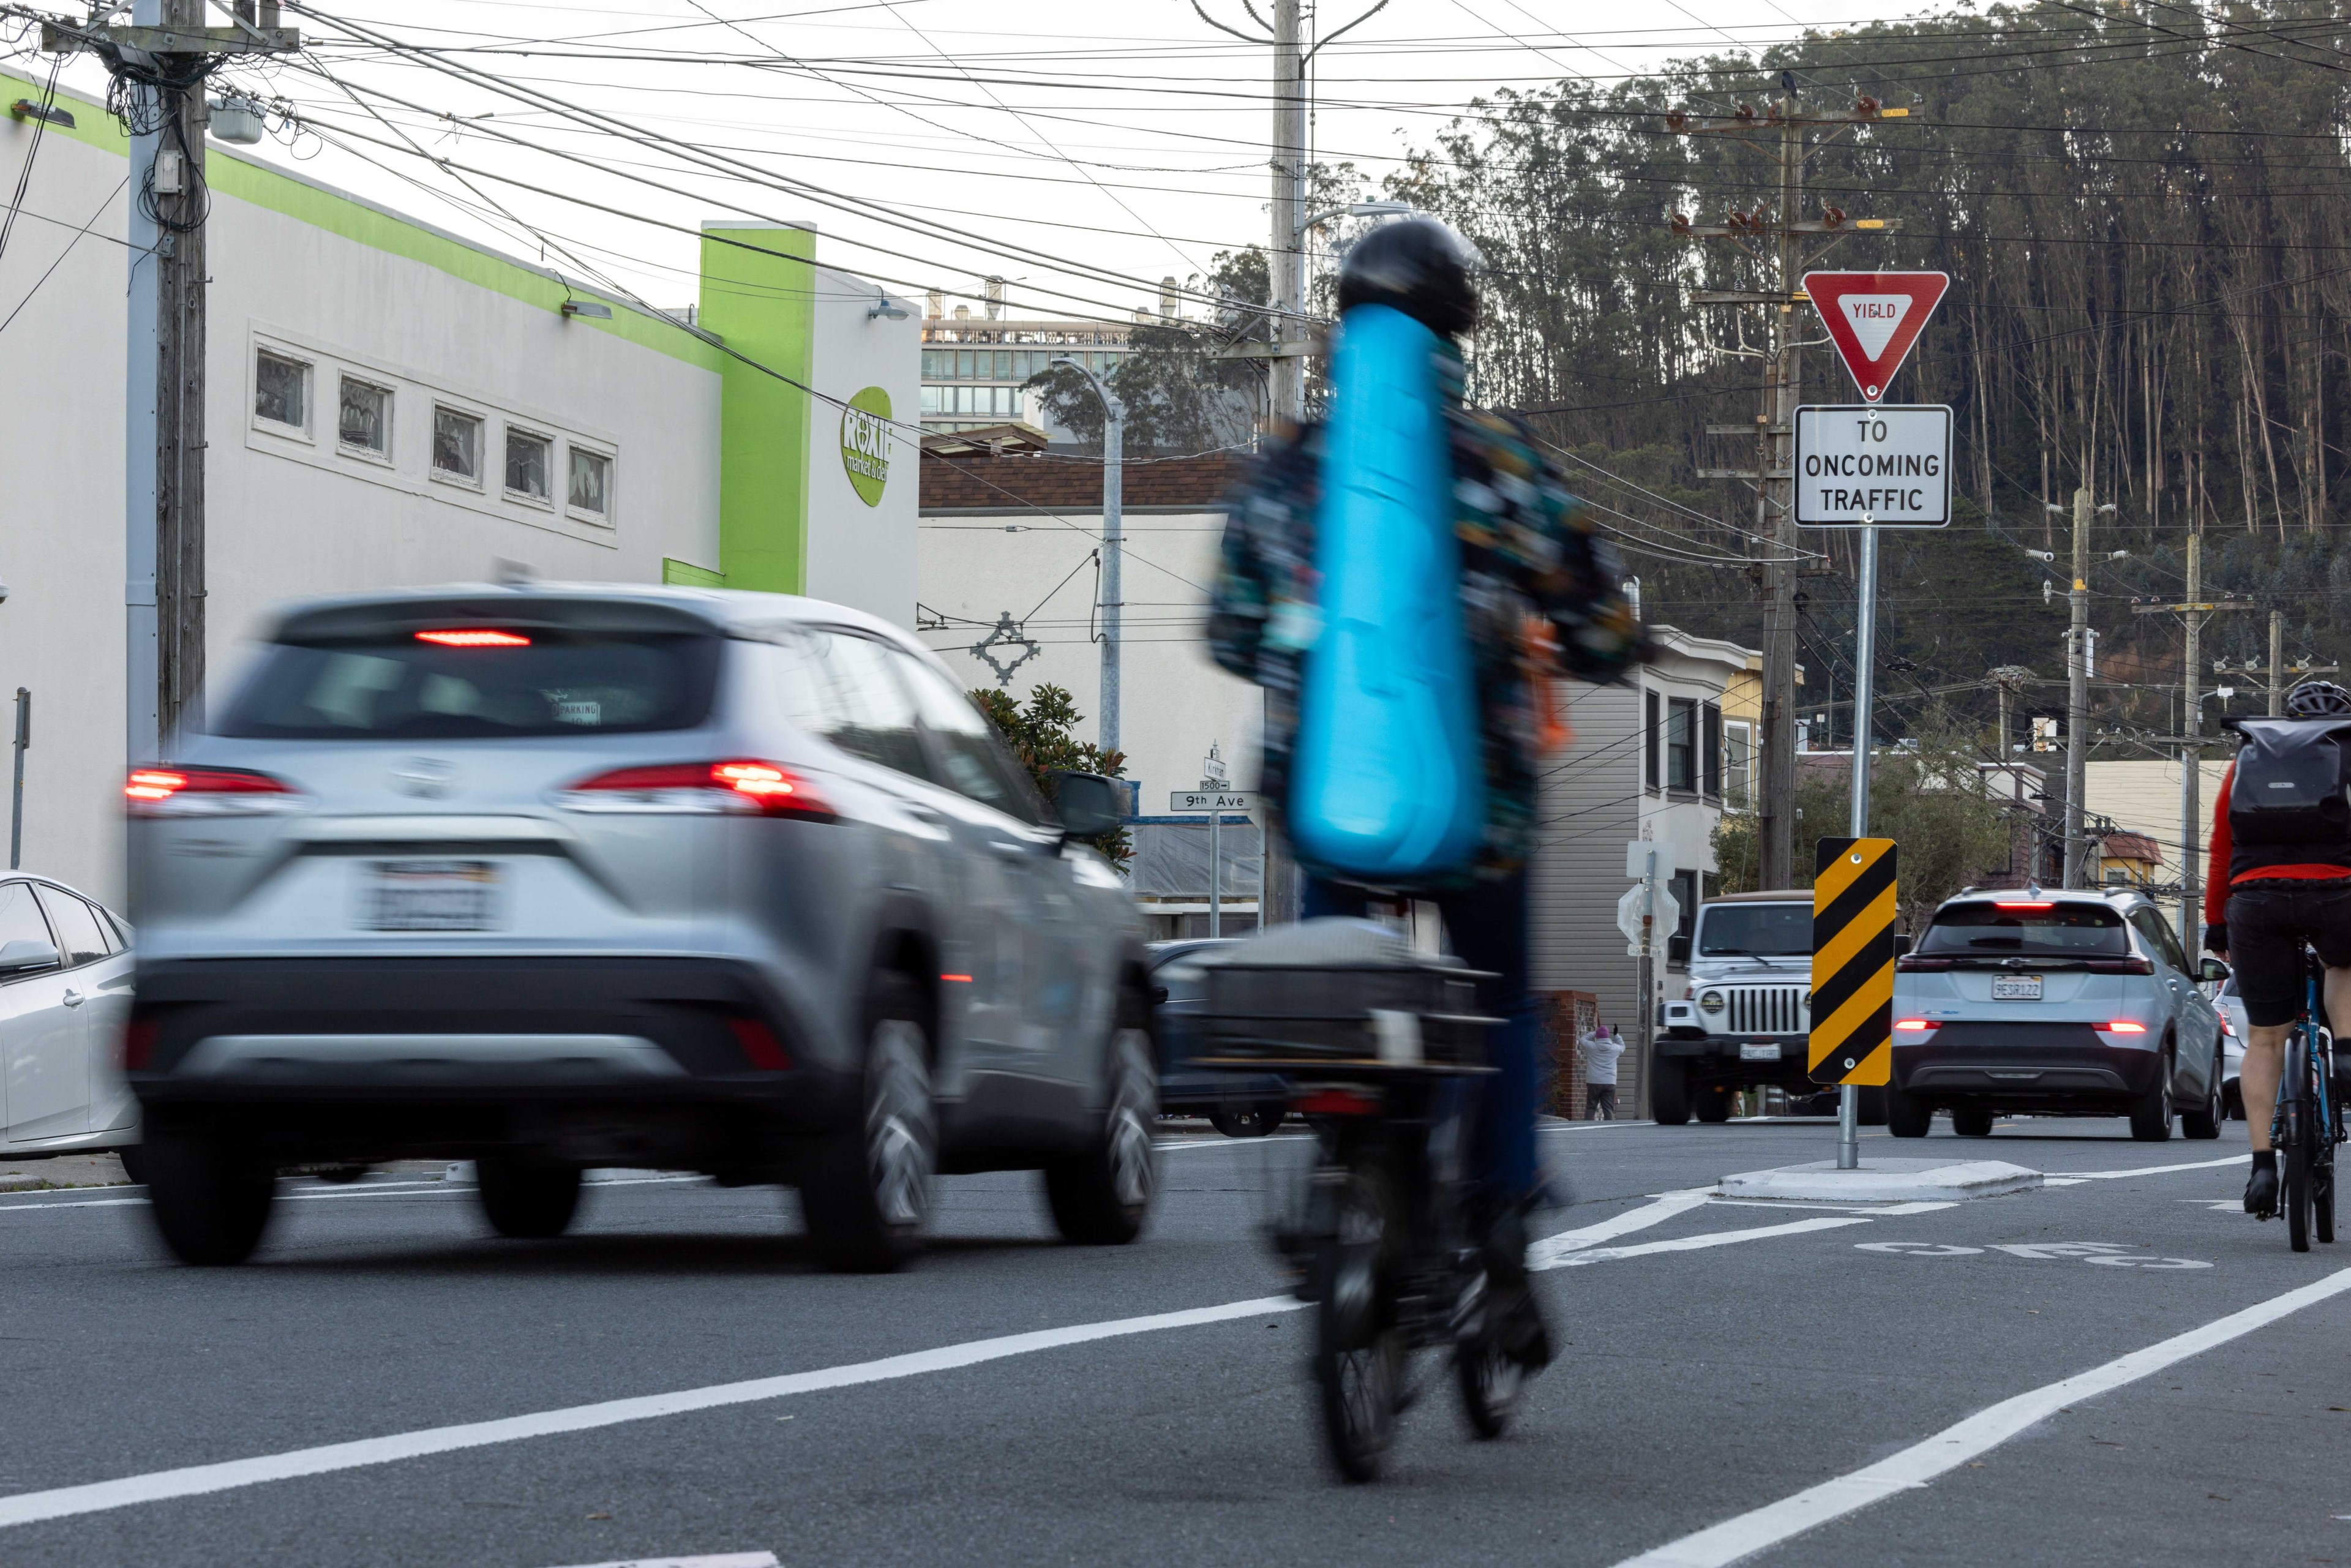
left=0, top=1197, right=143, bottom=1214
left=1528, top=1189, right=1713, bottom=1268
left=0, top=1294, right=1307, bottom=1531
left=1614, top=1265, right=2351, bottom=1568
left=1542, top=1216, right=1871, bottom=1271
left=547, top=1555, right=777, bottom=1568
left=2038, top=1154, right=2246, bottom=1182
left=1706, top=1198, right=1960, bottom=1216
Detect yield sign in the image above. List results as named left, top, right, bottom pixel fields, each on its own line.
left=1803, top=271, right=1949, bottom=402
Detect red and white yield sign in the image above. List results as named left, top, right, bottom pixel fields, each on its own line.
left=1803, top=272, right=1949, bottom=402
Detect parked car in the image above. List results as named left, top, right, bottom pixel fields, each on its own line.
left=1888, top=888, right=2227, bottom=1141
left=0, top=875, right=135, bottom=1155
left=2213, top=969, right=2248, bottom=1119
left=124, top=583, right=1155, bottom=1267
left=1147, top=938, right=1288, bottom=1135
left=1654, top=890, right=1885, bottom=1127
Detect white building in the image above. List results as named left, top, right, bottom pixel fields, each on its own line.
left=1532, top=628, right=1760, bottom=1114
left=0, top=70, right=918, bottom=901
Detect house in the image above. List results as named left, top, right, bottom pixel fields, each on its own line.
left=0, top=66, right=918, bottom=899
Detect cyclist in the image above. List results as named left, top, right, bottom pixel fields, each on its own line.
left=2203, top=678, right=2351, bottom=1217
left=1209, top=216, right=1650, bottom=1369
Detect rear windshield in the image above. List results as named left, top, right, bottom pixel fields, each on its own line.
left=216, top=632, right=721, bottom=740
left=1917, top=901, right=2129, bottom=957
left=1697, top=903, right=1812, bottom=956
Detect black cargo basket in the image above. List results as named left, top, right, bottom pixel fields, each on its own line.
left=1190, top=918, right=1495, bottom=1071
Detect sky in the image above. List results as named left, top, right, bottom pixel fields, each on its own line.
left=9, top=0, right=1941, bottom=323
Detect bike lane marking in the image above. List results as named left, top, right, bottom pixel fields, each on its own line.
left=2037, top=1153, right=2246, bottom=1187
left=1539, top=1216, right=1872, bottom=1271
left=1613, top=1265, right=2351, bottom=1568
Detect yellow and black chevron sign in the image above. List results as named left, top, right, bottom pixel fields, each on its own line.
left=1809, top=836, right=1897, bottom=1087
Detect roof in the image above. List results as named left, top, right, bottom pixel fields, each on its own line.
left=259, top=580, right=909, bottom=645
left=921, top=451, right=1248, bottom=513
left=1704, top=889, right=1813, bottom=904
left=919, top=423, right=1051, bottom=457
left=2101, top=831, right=2162, bottom=862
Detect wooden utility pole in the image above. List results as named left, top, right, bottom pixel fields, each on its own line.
left=1671, top=92, right=1909, bottom=889
left=2063, top=487, right=2091, bottom=887
left=2214, top=609, right=2336, bottom=718
left=42, top=1, right=298, bottom=758
left=2134, top=533, right=2258, bottom=943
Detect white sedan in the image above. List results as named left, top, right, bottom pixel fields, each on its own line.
left=2214, top=970, right=2248, bottom=1119
left=0, top=874, right=135, bottom=1153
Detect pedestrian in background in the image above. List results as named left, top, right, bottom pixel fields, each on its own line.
left=1581, top=1023, right=1624, bottom=1119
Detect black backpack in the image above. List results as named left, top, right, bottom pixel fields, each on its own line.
left=2229, top=717, right=2351, bottom=846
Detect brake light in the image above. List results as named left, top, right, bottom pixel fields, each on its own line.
left=2219, top=1014, right=2236, bottom=1037
left=416, top=629, right=531, bottom=648
left=1894, top=1019, right=1938, bottom=1032
left=554, top=760, right=836, bottom=821
left=726, top=1016, right=791, bottom=1070
left=125, top=766, right=301, bottom=817
left=1994, top=901, right=2055, bottom=910
left=2102, top=1019, right=2149, bottom=1034
left=1895, top=955, right=1951, bottom=971
left=2085, top=956, right=2156, bottom=975
left=1299, top=1088, right=1379, bottom=1117
left=122, top=1016, right=158, bottom=1071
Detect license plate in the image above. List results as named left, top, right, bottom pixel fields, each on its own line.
left=1992, top=975, right=2044, bottom=1001
left=1739, top=1043, right=1782, bottom=1061
left=361, top=860, right=501, bottom=932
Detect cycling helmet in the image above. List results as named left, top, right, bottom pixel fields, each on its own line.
left=2285, top=679, right=2351, bottom=719
left=1336, top=216, right=1481, bottom=339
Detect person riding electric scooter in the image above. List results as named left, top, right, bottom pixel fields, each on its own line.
left=1208, top=216, right=1651, bottom=1368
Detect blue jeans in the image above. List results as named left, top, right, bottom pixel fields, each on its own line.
left=1302, top=872, right=1540, bottom=1207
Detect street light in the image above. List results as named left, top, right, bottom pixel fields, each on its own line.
left=1049, top=354, right=1125, bottom=757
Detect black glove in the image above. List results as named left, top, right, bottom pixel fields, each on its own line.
left=2203, top=923, right=2229, bottom=958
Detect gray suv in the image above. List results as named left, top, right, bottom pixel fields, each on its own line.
left=126, top=584, right=1154, bottom=1268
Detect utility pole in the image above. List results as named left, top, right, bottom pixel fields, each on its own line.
left=43, top=2, right=298, bottom=761
left=2214, top=611, right=2335, bottom=719
left=1673, top=91, right=1908, bottom=890
left=1049, top=356, right=1123, bottom=756
left=2063, top=487, right=2091, bottom=887
left=1268, top=0, right=1305, bottom=427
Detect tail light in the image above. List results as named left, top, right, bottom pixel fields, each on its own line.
left=1895, top=955, right=1951, bottom=971
left=2085, top=956, right=2155, bottom=975
left=2219, top=1013, right=2236, bottom=1037
left=122, top=1016, right=159, bottom=1071
left=2100, top=1019, right=2150, bottom=1035
left=125, top=767, right=303, bottom=817
left=553, top=760, right=836, bottom=821
left=1299, top=1088, right=1379, bottom=1117
left=415, top=629, right=531, bottom=648
left=1893, top=1019, right=1939, bottom=1033
left=727, top=1016, right=791, bottom=1070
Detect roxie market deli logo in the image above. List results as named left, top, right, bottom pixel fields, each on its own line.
left=841, top=386, right=893, bottom=506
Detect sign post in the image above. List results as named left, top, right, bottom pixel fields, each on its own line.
left=1810, top=837, right=1897, bottom=1170
left=1168, top=778, right=1258, bottom=938
left=1800, top=271, right=1946, bottom=1161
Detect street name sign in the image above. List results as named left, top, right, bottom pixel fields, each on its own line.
left=1170, top=790, right=1258, bottom=812
left=1802, top=271, right=1949, bottom=402
left=1793, top=405, right=1952, bottom=527
left=1809, top=836, right=1897, bottom=1087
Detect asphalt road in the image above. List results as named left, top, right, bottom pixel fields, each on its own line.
left=1, top=1116, right=2345, bottom=1567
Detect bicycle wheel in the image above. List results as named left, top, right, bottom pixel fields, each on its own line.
left=2284, top=1066, right=2314, bottom=1254
left=1455, top=1273, right=1524, bottom=1441
left=1312, top=1163, right=1400, bottom=1483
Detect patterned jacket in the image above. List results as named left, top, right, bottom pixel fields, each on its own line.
left=1207, top=347, right=1651, bottom=885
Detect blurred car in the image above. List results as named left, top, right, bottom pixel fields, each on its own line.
left=1888, top=887, right=2227, bottom=1141
left=1149, top=938, right=1288, bottom=1136
left=0, top=875, right=135, bottom=1155
left=2214, top=969, right=2247, bottom=1119
left=124, top=583, right=1154, bottom=1267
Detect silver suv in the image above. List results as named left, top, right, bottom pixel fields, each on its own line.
left=126, top=584, right=1154, bottom=1268
left=1888, top=887, right=2227, bottom=1141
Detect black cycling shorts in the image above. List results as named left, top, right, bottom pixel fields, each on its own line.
left=2225, top=880, right=2351, bottom=1027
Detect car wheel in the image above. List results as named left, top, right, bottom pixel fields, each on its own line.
left=1045, top=989, right=1158, bottom=1245
left=143, top=1133, right=275, bottom=1266
left=2128, top=1059, right=2176, bottom=1142
left=1692, top=1082, right=1733, bottom=1123
left=804, top=971, right=937, bottom=1272
left=474, top=1155, right=583, bottom=1239
left=1886, top=1086, right=1934, bottom=1138
left=2180, top=1071, right=2224, bottom=1141
left=1209, top=1103, right=1284, bottom=1138
left=1651, top=1052, right=1691, bottom=1125
left=2224, top=1080, right=2244, bottom=1120
left=1949, top=1106, right=1995, bottom=1138
left=1854, top=1086, right=1889, bottom=1127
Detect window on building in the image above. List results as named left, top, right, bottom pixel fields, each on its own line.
left=1667, top=698, right=1697, bottom=791
left=431, top=407, right=481, bottom=484
left=920, top=386, right=942, bottom=414
left=1645, top=691, right=1662, bottom=791
left=956, top=350, right=975, bottom=377
left=1723, top=721, right=1752, bottom=809
left=920, top=351, right=942, bottom=377
left=337, top=376, right=390, bottom=457
left=1670, top=869, right=1699, bottom=951
left=993, top=350, right=1012, bottom=378
left=1703, top=701, right=1723, bottom=797
left=505, top=429, right=551, bottom=502
left=254, top=349, right=308, bottom=432
left=568, top=446, right=612, bottom=519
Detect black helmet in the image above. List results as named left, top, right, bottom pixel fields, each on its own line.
left=1337, top=216, right=1480, bottom=339
left=2286, top=679, right=2351, bottom=718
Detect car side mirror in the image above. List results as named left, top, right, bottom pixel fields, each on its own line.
left=0, top=939, right=60, bottom=974
left=1667, top=934, right=1690, bottom=965
left=1048, top=770, right=1124, bottom=839
left=1894, top=934, right=1914, bottom=957
left=2200, top=957, right=2230, bottom=984
left=1149, top=985, right=1170, bottom=1007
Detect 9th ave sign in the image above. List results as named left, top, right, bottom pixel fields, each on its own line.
left=1792, top=405, right=1952, bottom=527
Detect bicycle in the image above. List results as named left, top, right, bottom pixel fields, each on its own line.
left=1189, top=926, right=1514, bottom=1482
left=2273, top=944, right=2345, bottom=1252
